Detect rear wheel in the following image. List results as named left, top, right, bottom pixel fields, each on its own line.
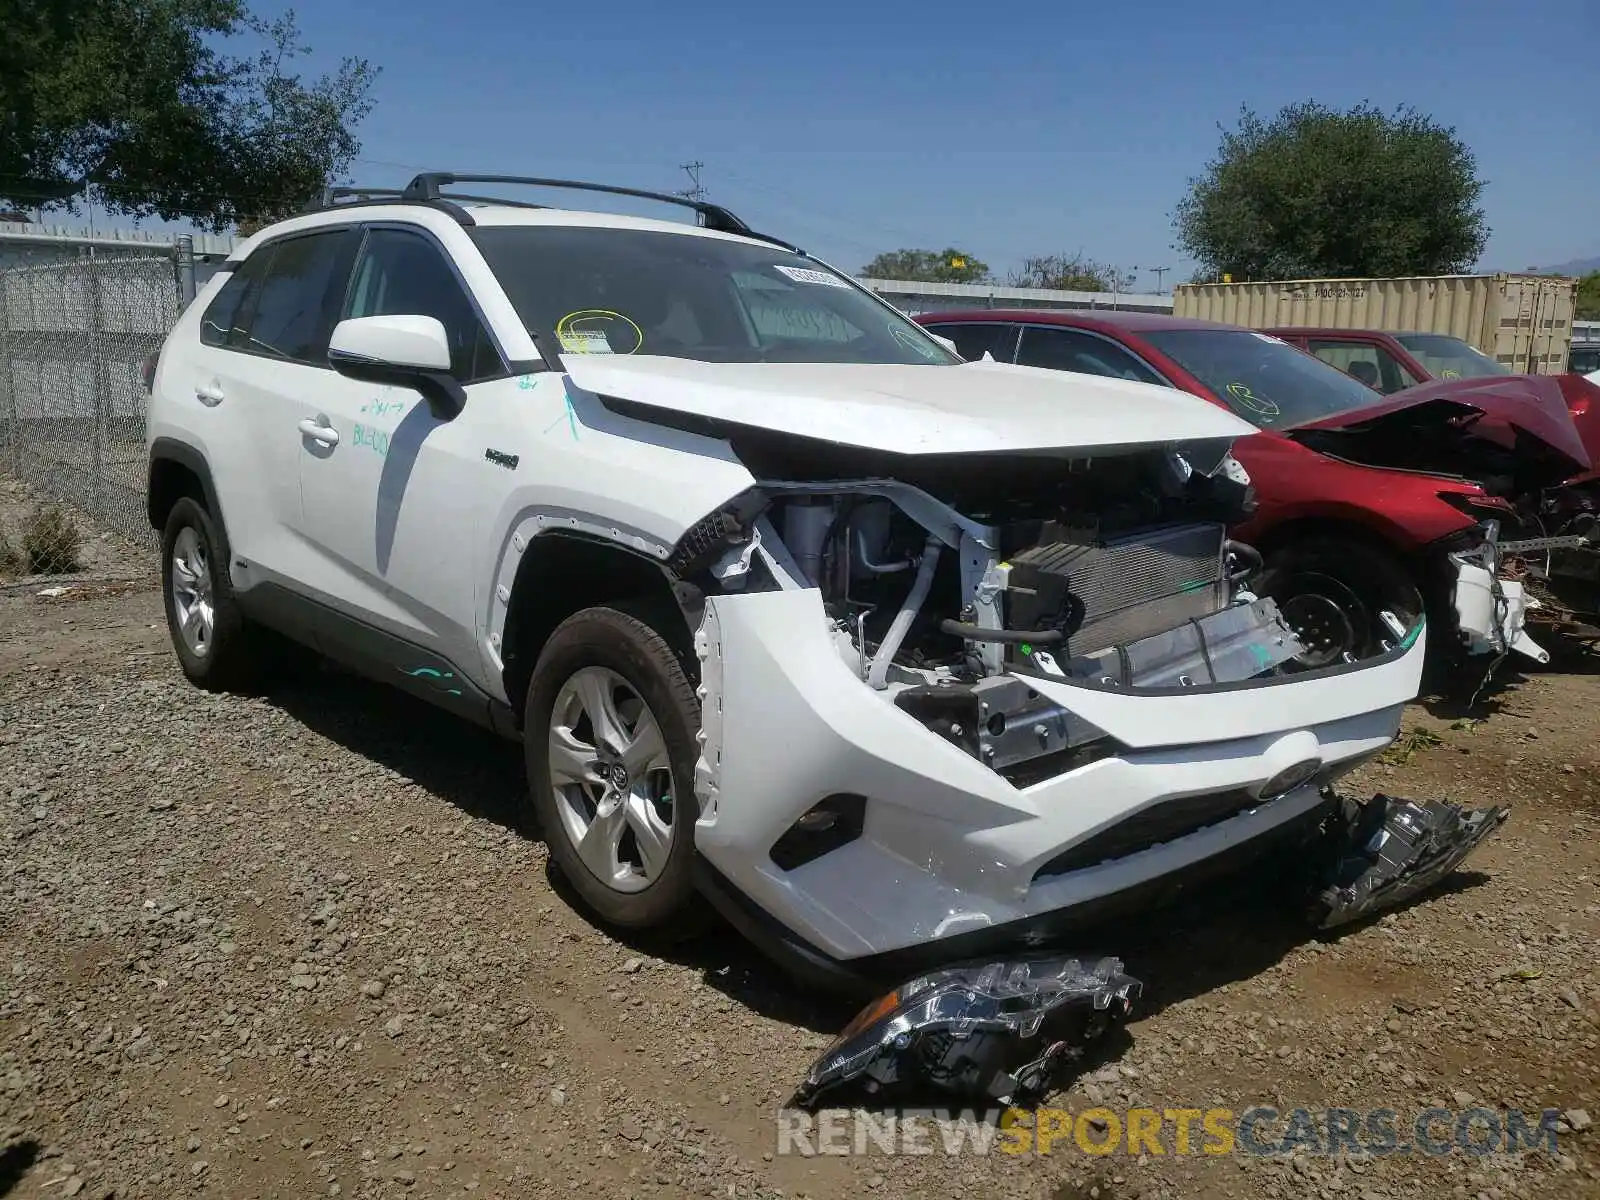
left=1261, top=537, right=1424, bottom=667
left=524, top=606, right=702, bottom=931
left=161, top=497, right=262, bottom=690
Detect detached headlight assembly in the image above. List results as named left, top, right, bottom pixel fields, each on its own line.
left=790, top=956, right=1141, bottom=1110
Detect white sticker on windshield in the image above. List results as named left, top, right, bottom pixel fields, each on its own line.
left=558, top=329, right=613, bottom=354
left=1251, top=332, right=1288, bottom=344
left=773, top=265, right=850, bottom=289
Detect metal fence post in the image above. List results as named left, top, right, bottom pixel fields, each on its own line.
left=0, top=268, right=17, bottom=478
left=86, top=247, right=108, bottom=521
left=176, top=234, right=196, bottom=307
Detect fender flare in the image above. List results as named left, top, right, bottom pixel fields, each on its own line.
left=146, top=437, right=224, bottom=533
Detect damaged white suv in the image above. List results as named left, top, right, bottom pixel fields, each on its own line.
left=145, top=174, right=1500, bottom=991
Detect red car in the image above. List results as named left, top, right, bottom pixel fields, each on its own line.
left=914, top=309, right=1591, bottom=666
left=1266, top=327, right=1600, bottom=637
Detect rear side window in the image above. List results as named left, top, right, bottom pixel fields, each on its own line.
left=199, top=253, right=269, bottom=348
left=923, top=322, right=1020, bottom=362
left=199, top=229, right=357, bottom=364
left=343, top=228, right=504, bottom=382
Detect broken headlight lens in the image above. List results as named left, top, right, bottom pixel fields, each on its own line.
left=791, top=956, right=1141, bottom=1110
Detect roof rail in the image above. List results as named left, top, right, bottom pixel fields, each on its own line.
left=301, top=174, right=803, bottom=252
left=401, top=172, right=760, bottom=237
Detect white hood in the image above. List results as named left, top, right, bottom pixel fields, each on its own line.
left=561, top=355, right=1254, bottom=455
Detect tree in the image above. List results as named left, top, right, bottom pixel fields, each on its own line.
left=1173, top=101, right=1488, bottom=281
left=0, top=1, right=377, bottom=230
left=1007, top=253, right=1122, bottom=292
left=1576, top=271, right=1600, bottom=321
left=860, top=248, right=990, bottom=284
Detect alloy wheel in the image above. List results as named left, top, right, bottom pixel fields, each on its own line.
left=546, top=666, right=676, bottom=894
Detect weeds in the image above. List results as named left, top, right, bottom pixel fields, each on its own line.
left=1382, top=726, right=1444, bottom=766
left=21, top=504, right=82, bottom=574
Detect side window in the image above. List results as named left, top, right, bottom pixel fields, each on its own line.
left=1308, top=339, right=1418, bottom=394
left=199, top=251, right=270, bottom=348
left=344, top=228, right=504, bottom=382
left=924, top=323, right=1019, bottom=362
left=1015, top=326, right=1166, bottom=384
left=243, top=230, right=359, bottom=363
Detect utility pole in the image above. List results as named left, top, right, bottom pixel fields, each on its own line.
left=1149, top=265, right=1170, bottom=293
left=678, top=161, right=706, bottom=202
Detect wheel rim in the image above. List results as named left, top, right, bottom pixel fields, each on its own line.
left=547, top=666, right=675, bottom=894
left=169, top=526, right=215, bottom=658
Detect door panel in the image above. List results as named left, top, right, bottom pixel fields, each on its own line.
left=296, top=226, right=505, bottom=681
left=174, top=231, right=354, bottom=590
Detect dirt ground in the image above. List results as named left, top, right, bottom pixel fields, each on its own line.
left=1, top=510, right=1597, bottom=1200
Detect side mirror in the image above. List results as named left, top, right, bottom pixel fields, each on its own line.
left=328, top=315, right=464, bottom=418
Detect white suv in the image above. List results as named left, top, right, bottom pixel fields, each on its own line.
left=145, top=173, right=1434, bottom=989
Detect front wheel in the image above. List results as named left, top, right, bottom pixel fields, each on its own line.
left=1260, top=538, right=1424, bottom=667
left=524, top=606, right=703, bottom=931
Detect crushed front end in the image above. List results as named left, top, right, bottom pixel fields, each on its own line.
left=670, top=440, right=1437, bottom=985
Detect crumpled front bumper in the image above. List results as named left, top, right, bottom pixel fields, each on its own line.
left=1451, top=552, right=1549, bottom=664
left=692, top=588, right=1429, bottom=968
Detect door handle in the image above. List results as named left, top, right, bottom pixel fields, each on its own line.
left=298, top=417, right=340, bottom=446
left=195, top=383, right=224, bottom=406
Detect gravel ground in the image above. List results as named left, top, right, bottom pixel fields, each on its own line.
left=2, top=519, right=1597, bottom=1199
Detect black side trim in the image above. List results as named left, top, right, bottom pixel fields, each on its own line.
left=147, top=437, right=222, bottom=531
left=235, top=581, right=515, bottom=738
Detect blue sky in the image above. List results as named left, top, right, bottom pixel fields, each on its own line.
left=191, top=0, right=1600, bottom=285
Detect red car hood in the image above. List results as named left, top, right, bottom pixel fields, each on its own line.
left=1553, top=372, right=1600, bottom=485
left=1289, top=374, right=1591, bottom=494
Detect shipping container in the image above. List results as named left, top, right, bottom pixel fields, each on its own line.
left=1172, top=274, right=1576, bottom=375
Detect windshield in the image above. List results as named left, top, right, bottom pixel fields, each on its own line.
left=469, top=225, right=959, bottom=367
left=1394, top=333, right=1511, bottom=380
left=1141, top=329, right=1384, bottom=429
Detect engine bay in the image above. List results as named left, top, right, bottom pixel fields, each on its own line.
left=669, top=443, right=1312, bottom=777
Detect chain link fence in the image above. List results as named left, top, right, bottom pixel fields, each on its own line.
left=0, top=237, right=202, bottom=576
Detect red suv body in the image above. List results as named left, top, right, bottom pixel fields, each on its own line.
left=915, top=309, right=1589, bottom=661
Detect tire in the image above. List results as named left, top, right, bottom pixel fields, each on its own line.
left=160, top=496, right=260, bottom=691
left=524, top=606, right=703, bottom=931
left=1259, top=537, right=1424, bottom=667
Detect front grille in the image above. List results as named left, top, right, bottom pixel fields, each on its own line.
left=1010, top=522, right=1226, bottom=655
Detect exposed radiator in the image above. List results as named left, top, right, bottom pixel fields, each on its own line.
left=1006, top=521, right=1228, bottom=656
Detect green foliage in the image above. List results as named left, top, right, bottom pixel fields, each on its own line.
left=1576, top=271, right=1600, bottom=321
left=860, top=248, right=990, bottom=284
left=0, top=1, right=377, bottom=229
left=1007, top=254, right=1122, bottom=292
left=1173, top=101, right=1488, bottom=281
left=21, top=504, right=82, bottom=574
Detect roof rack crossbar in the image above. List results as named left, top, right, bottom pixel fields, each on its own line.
left=402, top=172, right=756, bottom=236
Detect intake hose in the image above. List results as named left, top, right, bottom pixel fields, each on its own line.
left=866, top=535, right=942, bottom=690
left=1225, top=539, right=1263, bottom=584
left=938, top=620, right=1064, bottom=645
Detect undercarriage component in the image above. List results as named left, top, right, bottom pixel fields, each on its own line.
left=790, top=956, right=1142, bottom=1110
left=1310, top=792, right=1508, bottom=930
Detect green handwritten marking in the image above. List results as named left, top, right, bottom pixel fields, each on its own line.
left=353, top=423, right=390, bottom=458
left=1247, top=643, right=1274, bottom=669
left=1019, top=642, right=1033, bottom=656
left=1178, top=579, right=1212, bottom=593
left=1400, top=618, right=1425, bottom=649
left=517, top=375, right=539, bottom=391
left=542, top=389, right=580, bottom=441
